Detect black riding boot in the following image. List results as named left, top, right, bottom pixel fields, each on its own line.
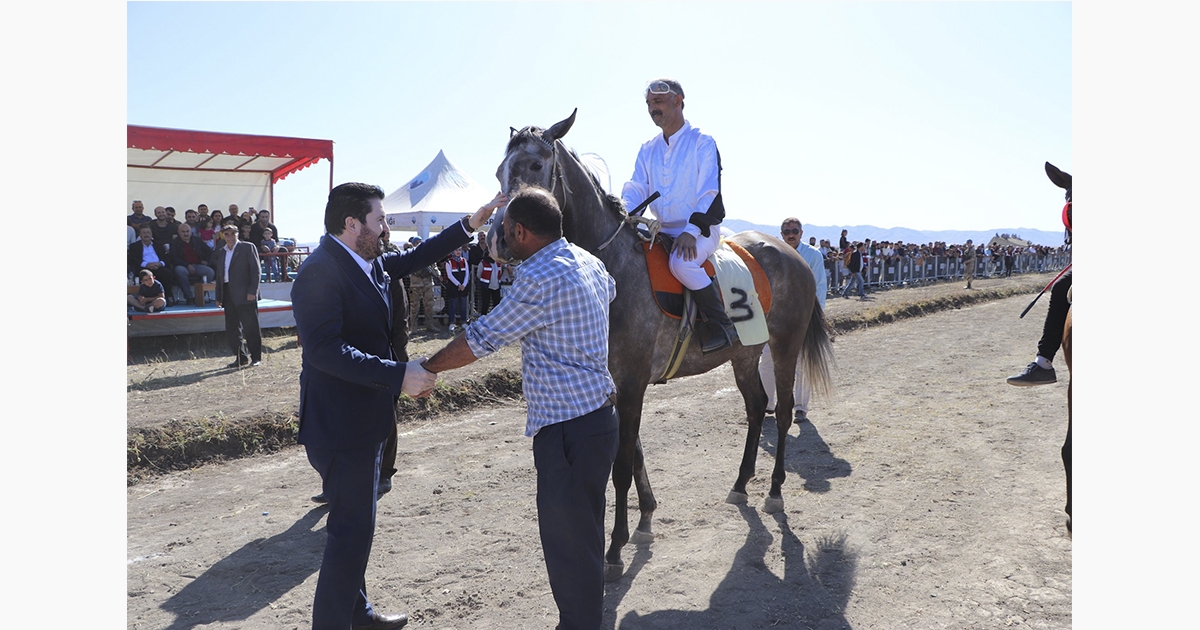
left=692, top=282, right=738, bottom=354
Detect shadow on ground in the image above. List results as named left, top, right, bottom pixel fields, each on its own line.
left=158, top=507, right=326, bottom=630
left=760, top=415, right=853, bottom=493
left=610, top=505, right=857, bottom=629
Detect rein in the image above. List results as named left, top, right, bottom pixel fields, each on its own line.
left=598, top=192, right=663, bottom=251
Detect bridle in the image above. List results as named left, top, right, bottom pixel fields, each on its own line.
left=507, top=128, right=662, bottom=251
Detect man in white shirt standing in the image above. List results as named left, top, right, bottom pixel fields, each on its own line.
left=759, top=218, right=828, bottom=423
left=622, top=77, right=737, bottom=354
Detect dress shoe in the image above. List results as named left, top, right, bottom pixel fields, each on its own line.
left=226, top=358, right=249, bottom=368
left=353, top=611, right=408, bottom=630
left=311, top=492, right=328, bottom=504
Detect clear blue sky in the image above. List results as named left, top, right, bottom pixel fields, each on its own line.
left=128, top=2, right=1071, bottom=245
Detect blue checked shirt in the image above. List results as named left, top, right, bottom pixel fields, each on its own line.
left=464, top=238, right=617, bottom=436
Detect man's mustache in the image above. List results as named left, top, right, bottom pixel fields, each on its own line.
left=650, top=109, right=663, bottom=117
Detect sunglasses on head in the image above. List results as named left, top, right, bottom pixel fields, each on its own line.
left=647, top=80, right=676, bottom=95
left=781, top=228, right=800, bottom=235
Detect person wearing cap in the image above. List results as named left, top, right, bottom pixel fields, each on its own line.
left=215, top=222, right=262, bottom=367
left=621, top=78, right=738, bottom=353
left=962, top=239, right=977, bottom=289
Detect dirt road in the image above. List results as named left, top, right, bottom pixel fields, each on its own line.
left=127, top=293, right=1071, bottom=629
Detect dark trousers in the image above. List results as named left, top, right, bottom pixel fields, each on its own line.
left=381, top=411, right=398, bottom=480
left=447, top=296, right=468, bottom=325
left=478, top=287, right=502, bottom=315
left=224, top=302, right=262, bottom=362
left=533, top=405, right=619, bottom=630
left=1037, top=270, right=1072, bottom=362
left=305, top=442, right=385, bottom=629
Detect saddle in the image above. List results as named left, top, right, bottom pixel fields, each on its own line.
left=642, top=235, right=773, bottom=383
left=642, top=235, right=773, bottom=319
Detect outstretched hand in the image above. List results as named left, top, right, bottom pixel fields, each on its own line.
left=401, top=359, right=437, bottom=397
left=469, top=191, right=509, bottom=231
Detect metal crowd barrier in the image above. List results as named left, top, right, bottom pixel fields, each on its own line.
left=825, top=251, right=1071, bottom=296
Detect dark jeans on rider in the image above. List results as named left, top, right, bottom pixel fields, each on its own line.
left=1037, top=270, right=1072, bottom=363
left=533, top=404, right=619, bottom=630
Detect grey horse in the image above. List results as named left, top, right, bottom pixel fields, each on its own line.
left=488, top=110, right=834, bottom=582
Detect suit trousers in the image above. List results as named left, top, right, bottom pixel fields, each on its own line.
left=305, top=442, right=385, bottom=629
left=224, top=302, right=262, bottom=362
left=533, top=405, right=620, bottom=630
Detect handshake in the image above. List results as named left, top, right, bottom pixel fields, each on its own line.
left=401, top=359, right=438, bottom=397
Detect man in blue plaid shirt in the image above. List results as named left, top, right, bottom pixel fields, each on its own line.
left=423, top=186, right=618, bottom=630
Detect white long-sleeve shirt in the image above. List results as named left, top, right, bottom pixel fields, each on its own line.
left=795, top=242, right=828, bottom=310
left=621, top=121, right=721, bottom=239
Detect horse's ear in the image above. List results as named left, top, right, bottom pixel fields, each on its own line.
left=1045, top=162, right=1072, bottom=192
left=510, top=127, right=518, bottom=138
left=544, top=108, right=578, bottom=143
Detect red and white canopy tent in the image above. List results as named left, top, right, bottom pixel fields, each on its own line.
left=127, top=125, right=334, bottom=222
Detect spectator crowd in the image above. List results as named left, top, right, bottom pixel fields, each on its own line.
left=127, top=201, right=298, bottom=309
left=811, top=231, right=1071, bottom=297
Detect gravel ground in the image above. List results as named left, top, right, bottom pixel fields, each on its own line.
left=127, top=273, right=1072, bottom=629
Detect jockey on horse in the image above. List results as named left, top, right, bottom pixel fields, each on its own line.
left=621, top=78, right=739, bottom=354
left=1007, top=162, right=1072, bottom=386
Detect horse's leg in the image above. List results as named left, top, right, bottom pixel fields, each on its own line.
left=1063, top=384, right=1072, bottom=531
left=604, top=385, right=652, bottom=582
left=629, top=436, right=656, bottom=544
left=763, top=343, right=801, bottom=514
left=1062, top=307, right=1072, bottom=531
left=727, top=351, right=770, bottom=505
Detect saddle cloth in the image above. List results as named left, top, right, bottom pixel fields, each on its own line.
left=642, top=238, right=771, bottom=347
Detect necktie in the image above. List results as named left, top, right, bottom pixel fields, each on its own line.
left=371, top=260, right=385, bottom=288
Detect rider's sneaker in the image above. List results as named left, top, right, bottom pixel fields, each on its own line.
left=1006, top=362, right=1057, bottom=386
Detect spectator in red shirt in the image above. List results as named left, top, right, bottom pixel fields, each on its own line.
left=169, top=223, right=216, bottom=304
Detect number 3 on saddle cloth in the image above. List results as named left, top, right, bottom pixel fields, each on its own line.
left=642, top=235, right=772, bottom=382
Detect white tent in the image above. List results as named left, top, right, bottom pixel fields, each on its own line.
left=384, top=150, right=494, bottom=239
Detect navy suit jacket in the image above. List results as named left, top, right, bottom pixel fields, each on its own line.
left=292, top=222, right=472, bottom=449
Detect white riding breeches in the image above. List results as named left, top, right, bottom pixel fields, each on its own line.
left=758, top=343, right=810, bottom=413
left=667, top=228, right=722, bottom=291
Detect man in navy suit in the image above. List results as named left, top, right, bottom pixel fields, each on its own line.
left=291, top=182, right=505, bottom=630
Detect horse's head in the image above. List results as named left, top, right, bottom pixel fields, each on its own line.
left=489, top=109, right=578, bottom=263
left=496, top=108, right=577, bottom=195
left=1045, top=162, right=1071, bottom=236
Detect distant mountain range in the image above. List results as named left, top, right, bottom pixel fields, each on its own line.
left=722, top=220, right=1067, bottom=248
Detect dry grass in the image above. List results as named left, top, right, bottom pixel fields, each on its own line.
left=827, top=282, right=1041, bottom=334
left=127, top=369, right=525, bottom=484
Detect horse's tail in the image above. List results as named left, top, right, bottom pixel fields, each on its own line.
left=801, top=300, right=836, bottom=399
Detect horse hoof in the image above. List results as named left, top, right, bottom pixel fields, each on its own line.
left=630, top=529, right=655, bottom=545
left=604, top=562, right=625, bottom=582
left=726, top=491, right=749, bottom=505
left=762, top=497, right=785, bottom=514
